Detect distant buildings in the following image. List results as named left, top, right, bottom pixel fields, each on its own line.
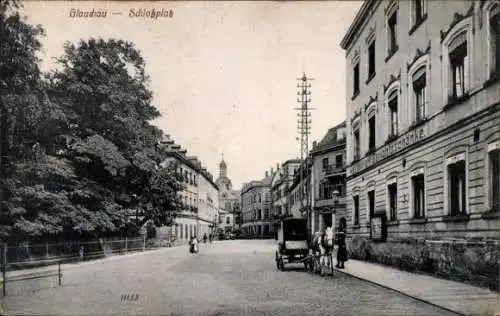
left=340, top=0, right=499, bottom=289
left=270, top=160, right=301, bottom=237
left=158, top=135, right=219, bottom=243
left=240, top=169, right=274, bottom=238
left=215, top=156, right=240, bottom=235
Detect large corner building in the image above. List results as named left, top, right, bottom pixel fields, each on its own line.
left=340, top=0, right=499, bottom=288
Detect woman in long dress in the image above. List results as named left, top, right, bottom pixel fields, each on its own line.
left=336, top=217, right=348, bottom=269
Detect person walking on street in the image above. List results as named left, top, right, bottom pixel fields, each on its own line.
left=336, top=217, right=348, bottom=269
left=203, top=233, right=207, bottom=244
left=189, top=236, right=199, bottom=254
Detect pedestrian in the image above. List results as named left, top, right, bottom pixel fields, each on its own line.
left=209, top=233, right=213, bottom=243
left=203, top=233, right=207, bottom=244
left=336, top=217, right=348, bottom=269
left=188, top=236, right=197, bottom=254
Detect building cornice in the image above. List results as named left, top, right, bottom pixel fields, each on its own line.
left=165, top=151, right=219, bottom=191
left=340, top=0, right=380, bottom=51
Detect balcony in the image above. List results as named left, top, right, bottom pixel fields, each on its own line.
left=315, top=196, right=346, bottom=209
left=323, top=164, right=345, bottom=176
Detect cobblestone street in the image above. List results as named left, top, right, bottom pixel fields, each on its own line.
left=2, top=240, right=459, bottom=315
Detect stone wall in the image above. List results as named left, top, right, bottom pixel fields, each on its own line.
left=347, top=236, right=500, bottom=291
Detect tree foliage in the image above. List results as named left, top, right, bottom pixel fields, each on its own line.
left=0, top=2, right=182, bottom=242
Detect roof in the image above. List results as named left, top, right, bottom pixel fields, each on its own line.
left=339, top=0, right=377, bottom=51
left=311, top=121, right=346, bottom=155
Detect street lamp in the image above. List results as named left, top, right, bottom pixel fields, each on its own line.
left=332, top=189, right=339, bottom=228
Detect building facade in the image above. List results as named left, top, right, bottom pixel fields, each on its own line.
left=287, top=161, right=312, bottom=221
left=158, top=136, right=219, bottom=243
left=341, top=0, right=500, bottom=289
left=310, top=122, right=347, bottom=234
left=215, top=155, right=241, bottom=233
left=240, top=169, right=274, bottom=238
left=270, top=160, right=301, bottom=237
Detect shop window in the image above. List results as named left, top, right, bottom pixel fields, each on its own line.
left=368, top=40, right=376, bottom=80
left=489, top=148, right=500, bottom=210
left=388, top=91, right=398, bottom=137
left=368, top=116, right=376, bottom=151
left=387, top=8, right=398, bottom=56
left=353, top=195, right=360, bottom=225
left=388, top=183, right=398, bottom=221
left=367, top=190, right=375, bottom=219
left=353, top=63, right=360, bottom=96
left=354, top=129, right=361, bottom=160
left=412, top=174, right=425, bottom=218
left=336, top=154, right=343, bottom=168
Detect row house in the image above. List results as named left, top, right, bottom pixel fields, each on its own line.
left=240, top=169, right=275, bottom=238
left=340, top=0, right=499, bottom=289
left=158, top=135, right=219, bottom=243
left=310, top=122, right=347, bottom=234
left=270, top=160, right=301, bottom=238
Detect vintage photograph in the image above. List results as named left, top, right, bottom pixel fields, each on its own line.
left=0, top=0, right=499, bottom=315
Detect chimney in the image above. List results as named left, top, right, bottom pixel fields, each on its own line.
left=265, top=171, right=269, bottom=177
left=313, top=141, right=317, bottom=148
left=271, top=167, right=274, bottom=174
left=277, top=163, right=280, bottom=170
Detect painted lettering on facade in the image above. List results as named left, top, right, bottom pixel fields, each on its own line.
left=350, top=127, right=425, bottom=175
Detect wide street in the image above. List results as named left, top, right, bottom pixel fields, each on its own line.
left=2, top=240, right=458, bottom=316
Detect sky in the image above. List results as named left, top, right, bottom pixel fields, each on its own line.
left=22, top=1, right=362, bottom=190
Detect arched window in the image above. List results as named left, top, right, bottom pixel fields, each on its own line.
left=408, top=52, right=430, bottom=124
left=441, top=16, right=473, bottom=105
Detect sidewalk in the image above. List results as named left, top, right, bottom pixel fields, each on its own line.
left=334, top=259, right=500, bottom=316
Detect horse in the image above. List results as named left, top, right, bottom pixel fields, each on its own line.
left=310, top=226, right=335, bottom=276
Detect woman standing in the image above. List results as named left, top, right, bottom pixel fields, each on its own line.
left=336, top=217, right=348, bottom=269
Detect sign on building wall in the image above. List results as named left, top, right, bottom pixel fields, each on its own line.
left=370, top=213, right=387, bottom=242
left=350, top=126, right=426, bottom=176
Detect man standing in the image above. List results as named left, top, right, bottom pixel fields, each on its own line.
left=336, top=217, right=348, bottom=269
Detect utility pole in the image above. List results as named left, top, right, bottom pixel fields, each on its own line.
left=295, top=73, right=314, bottom=229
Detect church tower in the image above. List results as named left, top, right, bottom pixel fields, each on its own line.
left=219, top=154, right=227, bottom=178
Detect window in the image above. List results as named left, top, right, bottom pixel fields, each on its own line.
left=412, top=174, right=425, bottom=218
left=449, top=33, right=469, bottom=100
left=322, top=157, right=329, bottom=170
left=388, top=92, right=398, bottom=137
left=336, top=154, right=343, bottom=168
left=353, top=63, right=360, bottom=95
left=448, top=161, right=466, bottom=216
left=367, top=190, right=375, bottom=219
left=413, top=66, right=427, bottom=122
left=388, top=183, right=398, bottom=221
left=490, top=148, right=500, bottom=210
left=353, top=195, right=360, bottom=225
left=412, top=0, right=427, bottom=26
left=387, top=10, right=398, bottom=55
left=490, top=6, right=500, bottom=76
left=354, top=129, right=360, bottom=160
left=368, top=116, right=376, bottom=151
left=368, top=40, right=376, bottom=79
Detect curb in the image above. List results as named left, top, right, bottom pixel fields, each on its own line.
left=333, top=267, right=465, bottom=316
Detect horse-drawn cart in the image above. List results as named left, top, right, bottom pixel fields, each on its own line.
left=275, top=218, right=309, bottom=271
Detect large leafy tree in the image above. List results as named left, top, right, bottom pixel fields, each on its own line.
left=0, top=3, right=182, bottom=241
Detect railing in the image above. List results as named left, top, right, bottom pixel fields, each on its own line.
left=1, top=237, right=146, bottom=296
left=323, top=164, right=345, bottom=175
left=315, top=196, right=346, bottom=208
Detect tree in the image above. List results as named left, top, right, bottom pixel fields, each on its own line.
left=0, top=0, right=46, bottom=167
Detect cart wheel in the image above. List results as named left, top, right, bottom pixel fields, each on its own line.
left=277, top=257, right=285, bottom=271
